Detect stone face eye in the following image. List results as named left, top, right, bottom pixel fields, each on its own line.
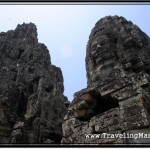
left=91, top=44, right=97, bottom=50
left=100, top=27, right=105, bottom=31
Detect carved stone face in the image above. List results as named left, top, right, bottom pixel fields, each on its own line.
left=91, top=35, right=115, bottom=67
left=89, top=34, right=118, bottom=86
left=86, top=16, right=150, bottom=87
left=91, top=36, right=111, bottom=64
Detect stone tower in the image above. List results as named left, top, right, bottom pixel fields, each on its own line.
left=0, top=23, right=68, bottom=144
left=62, top=16, right=150, bottom=144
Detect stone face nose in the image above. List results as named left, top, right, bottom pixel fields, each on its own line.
left=97, top=44, right=101, bottom=48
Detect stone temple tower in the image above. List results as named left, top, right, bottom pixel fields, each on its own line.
left=62, top=15, right=150, bottom=144
left=0, top=23, right=68, bottom=144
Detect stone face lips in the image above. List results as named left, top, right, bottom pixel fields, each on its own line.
left=0, top=23, right=68, bottom=144
left=62, top=16, right=150, bottom=144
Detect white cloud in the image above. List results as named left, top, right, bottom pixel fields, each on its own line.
left=60, top=45, right=73, bottom=58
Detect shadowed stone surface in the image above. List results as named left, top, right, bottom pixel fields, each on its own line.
left=0, top=23, right=68, bottom=144
left=62, top=15, right=150, bottom=144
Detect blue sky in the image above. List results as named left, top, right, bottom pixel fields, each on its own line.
left=0, top=4, right=150, bottom=101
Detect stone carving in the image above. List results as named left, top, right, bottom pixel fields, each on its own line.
left=0, top=23, right=68, bottom=144
left=62, top=16, right=150, bottom=144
